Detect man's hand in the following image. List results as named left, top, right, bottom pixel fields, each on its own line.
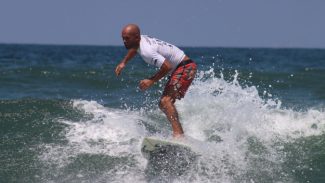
left=139, top=79, right=155, bottom=91
left=115, top=62, right=126, bottom=76
left=115, top=48, right=138, bottom=76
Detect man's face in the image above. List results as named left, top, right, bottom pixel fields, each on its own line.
left=122, top=31, right=139, bottom=49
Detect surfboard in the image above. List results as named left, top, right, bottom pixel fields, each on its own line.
left=141, top=136, right=198, bottom=179
left=141, top=136, right=197, bottom=159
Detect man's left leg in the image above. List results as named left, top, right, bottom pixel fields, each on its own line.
left=160, top=60, right=197, bottom=137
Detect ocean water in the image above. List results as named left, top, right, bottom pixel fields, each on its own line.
left=0, top=44, right=325, bottom=183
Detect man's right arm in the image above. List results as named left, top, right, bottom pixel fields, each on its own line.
left=115, top=48, right=137, bottom=76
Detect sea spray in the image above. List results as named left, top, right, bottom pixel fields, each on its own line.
left=37, top=69, right=325, bottom=182
left=177, top=68, right=325, bottom=182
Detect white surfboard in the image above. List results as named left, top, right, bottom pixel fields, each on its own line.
left=141, top=136, right=197, bottom=159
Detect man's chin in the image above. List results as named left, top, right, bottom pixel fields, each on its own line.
left=125, top=45, right=131, bottom=49
left=124, top=44, right=137, bottom=50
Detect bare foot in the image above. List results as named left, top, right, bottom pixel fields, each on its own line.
left=173, top=133, right=184, bottom=139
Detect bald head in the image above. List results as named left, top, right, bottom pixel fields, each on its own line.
left=122, top=24, right=140, bottom=36
left=121, top=24, right=141, bottom=49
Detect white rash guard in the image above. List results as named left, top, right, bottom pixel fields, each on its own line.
left=137, top=35, right=186, bottom=71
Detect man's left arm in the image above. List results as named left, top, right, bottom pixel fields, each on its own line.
left=139, top=60, right=172, bottom=91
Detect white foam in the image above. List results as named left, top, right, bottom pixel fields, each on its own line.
left=180, top=69, right=325, bottom=141
left=175, top=68, right=325, bottom=182
left=61, top=100, right=146, bottom=156
left=39, top=100, right=148, bottom=181
left=39, top=68, right=325, bottom=182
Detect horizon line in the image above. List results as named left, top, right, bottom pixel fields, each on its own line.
left=0, top=42, right=324, bottom=50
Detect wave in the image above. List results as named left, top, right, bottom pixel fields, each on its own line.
left=35, top=69, right=325, bottom=182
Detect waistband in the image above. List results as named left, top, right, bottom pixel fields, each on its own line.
left=176, top=59, right=194, bottom=69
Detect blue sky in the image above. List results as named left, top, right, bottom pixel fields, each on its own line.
left=1, top=0, right=324, bottom=48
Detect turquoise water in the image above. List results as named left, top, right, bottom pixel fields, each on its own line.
left=1, top=44, right=325, bottom=182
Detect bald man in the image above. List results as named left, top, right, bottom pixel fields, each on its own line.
left=115, top=24, right=197, bottom=138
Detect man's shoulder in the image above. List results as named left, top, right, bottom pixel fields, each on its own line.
left=139, top=36, right=155, bottom=54
left=140, top=35, right=152, bottom=45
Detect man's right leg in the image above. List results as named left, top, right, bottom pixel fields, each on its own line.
left=159, top=94, right=184, bottom=137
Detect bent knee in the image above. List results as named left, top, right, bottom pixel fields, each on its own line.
left=159, top=97, right=168, bottom=109
left=159, top=96, right=174, bottom=109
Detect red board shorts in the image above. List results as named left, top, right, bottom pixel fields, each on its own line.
left=163, top=60, right=197, bottom=99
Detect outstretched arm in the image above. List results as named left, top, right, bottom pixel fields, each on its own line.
left=139, top=59, right=172, bottom=91
left=115, top=48, right=137, bottom=76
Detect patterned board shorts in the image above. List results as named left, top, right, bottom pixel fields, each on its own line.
left=163, top=60, right=197, bottom=99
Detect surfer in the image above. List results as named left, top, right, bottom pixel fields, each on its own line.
left=115, top=24, right=197, bottom=138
